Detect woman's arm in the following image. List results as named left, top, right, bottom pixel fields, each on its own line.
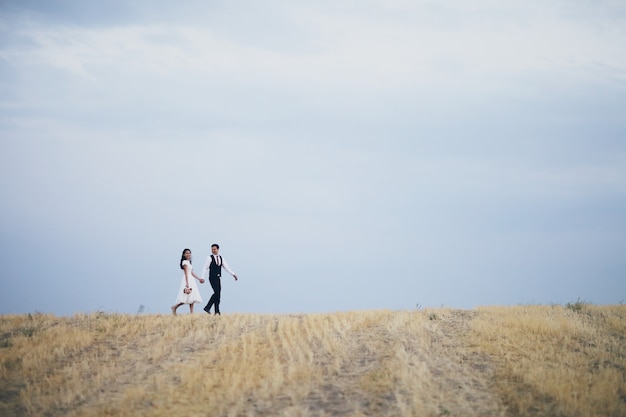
left=192, top=270, right=204, bottom=283
left=183, top=264, right=190, bottom=287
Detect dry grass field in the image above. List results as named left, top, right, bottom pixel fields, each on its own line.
left=1, top=304, right=624, bottom=417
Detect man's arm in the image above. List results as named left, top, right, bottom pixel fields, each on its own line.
left=201, top=256, right=211, bottom=280
left=222, top=259, right=238, bottom=280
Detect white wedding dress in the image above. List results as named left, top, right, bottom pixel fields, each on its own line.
left=175, top=260, right=203, bottom=305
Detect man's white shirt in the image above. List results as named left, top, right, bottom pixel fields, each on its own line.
left=202, top=255, right=236, bottom=280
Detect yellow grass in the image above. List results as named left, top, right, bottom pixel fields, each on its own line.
left=469, top=304, right=626, bottom=417
left=0, top=305, right=624, bottom=416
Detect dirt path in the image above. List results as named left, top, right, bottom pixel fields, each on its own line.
left=299, top=310, right=505, bottom=416
left=422, top=309, right=504, bottom=416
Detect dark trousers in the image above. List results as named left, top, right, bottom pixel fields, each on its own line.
left=204, top=276, right=221, bottom=313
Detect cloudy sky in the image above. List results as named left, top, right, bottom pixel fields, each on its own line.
left=1, top=0, right=625, bottom=316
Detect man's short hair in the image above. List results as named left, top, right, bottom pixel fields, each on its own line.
left=212, top=243, right=220, bottom=249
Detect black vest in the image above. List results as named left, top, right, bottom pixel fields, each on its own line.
left=209, top=255, right=222, bottom=279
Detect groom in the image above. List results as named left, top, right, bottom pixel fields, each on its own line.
left=202, top=243, right=238, bottom=315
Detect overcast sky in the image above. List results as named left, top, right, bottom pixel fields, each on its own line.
left=1, top=0, right=625, bottom=316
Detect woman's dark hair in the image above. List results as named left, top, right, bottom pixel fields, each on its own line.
left=180, top=248, right=191, bottom=269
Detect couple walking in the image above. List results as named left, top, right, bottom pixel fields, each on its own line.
left=171, top=244, right=238, bottom=315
